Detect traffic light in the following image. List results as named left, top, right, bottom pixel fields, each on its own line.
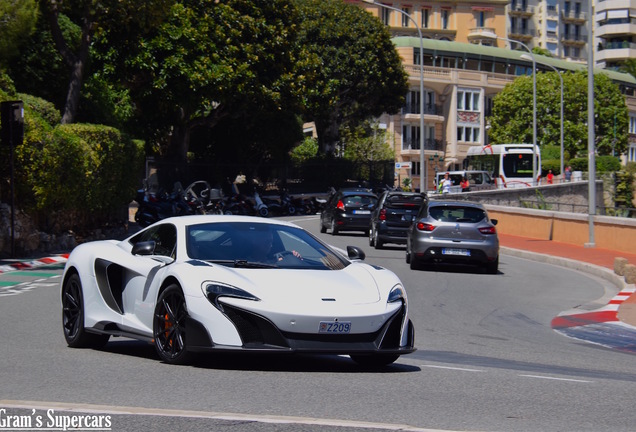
left=1, top=101, right=24, bottom=148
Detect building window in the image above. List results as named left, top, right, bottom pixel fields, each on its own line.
left=457, top=125, right=481, bottom=143
left=422, top=8, right=429, bottom=28
left=628, top=144, right=636, bottom=163
left=411, top=161, right=421, bottom=176
left=476, top=11, right=485, bottom=27
left=402, top=125, right=421, bottom=150
left=457, top=88, right=481, bottom=112
left=629, top=116, right=636, bottom=134
left=401, top=8, right=410, bottom=27
left=441, top=9, right=449, bottom=29
left=382, top=8, right=390, bottom=26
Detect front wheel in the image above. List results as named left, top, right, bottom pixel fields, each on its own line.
left=153, top=284, right=191, bottom=365
left=330, top=220, right=338, bottom=236
left=62, top=274, right=109, bottom=348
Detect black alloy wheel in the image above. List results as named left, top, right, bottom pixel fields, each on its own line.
left=153, top=284, right=191, bottom=365
left=62, top=273, right=109, bottom=348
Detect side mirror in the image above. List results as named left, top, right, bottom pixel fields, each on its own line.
left=132, top=240, right=156, bottom=256
left=347, top=245, right=366, bottom=261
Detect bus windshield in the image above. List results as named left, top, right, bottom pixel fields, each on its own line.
left=502, top=153, right=534, bottom=178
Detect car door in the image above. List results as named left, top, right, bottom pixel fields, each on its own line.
left=119, top=223, right=177, bottom=334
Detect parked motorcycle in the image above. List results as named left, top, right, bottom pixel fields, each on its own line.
left=253, top=190, right=269, bottom=217
left=134, top=180, right=207, bottom=227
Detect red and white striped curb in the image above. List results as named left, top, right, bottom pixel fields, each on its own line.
left=551, top=286, right=636, bottom=353
left=0, top=254, right=69, bottom=274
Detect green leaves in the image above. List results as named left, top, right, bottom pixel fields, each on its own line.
left=489, top=69, right=628, bottom=160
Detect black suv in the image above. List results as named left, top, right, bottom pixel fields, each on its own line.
left=320, top=188, right=378, bottom=235
left=369, top=190, right=427, bottom=248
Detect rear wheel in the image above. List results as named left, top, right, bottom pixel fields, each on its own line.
left=350, top=354, right=399, bottom=368
left=409, top=256, right=421, bottom=270
left=373, top=230, right=383, bottom=249
left=368, top=228, right=375, bottom=246
left=330, top=220, right=338, bottom=236
left=486, top=256, right=499, bottom=275
left=153, top=284, right=191, bottom=365
left=62, top=274, right=109, bottom=348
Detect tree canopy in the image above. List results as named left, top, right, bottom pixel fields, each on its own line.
left=488, top=69, right=628, bottom=159
left=294, top=0, right=409, bottom=155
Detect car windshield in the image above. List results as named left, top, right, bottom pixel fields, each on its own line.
left=429, top=206, right=486, bottom=223
left=342, top=194, right=377, bottom=208
left=186, top=222, right=348, bottom=270
left=385, top=194, right=424, bottom=209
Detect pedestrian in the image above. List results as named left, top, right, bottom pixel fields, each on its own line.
left=460, top=176, right=470, bottom=192
left=547, top=169, right=554, bottom=184
left=565, top=166, right=572, bottom=182
left=440, top=172, right=452, bottom=194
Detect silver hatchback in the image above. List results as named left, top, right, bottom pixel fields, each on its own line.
left=406, top=201, right=499, bottom=273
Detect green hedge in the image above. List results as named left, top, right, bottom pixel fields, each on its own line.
left=568, top=155, right=621, bottom=173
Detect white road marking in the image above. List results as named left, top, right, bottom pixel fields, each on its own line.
left=420, top=364, right=484, bottom=372
left=518, top=374, right=593, bottom=383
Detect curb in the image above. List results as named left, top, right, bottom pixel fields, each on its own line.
left=502, top=246, right=636, bottom=353
left=0, top=254, right=69, bottom=274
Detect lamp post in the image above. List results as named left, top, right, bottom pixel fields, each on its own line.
left=502, top=40, right=537, bottom=185
left=542, top=63, right=564, bottom=180
left=483, top=33, right=537, bottom=185
left=363, top=0, right=426, bottom=192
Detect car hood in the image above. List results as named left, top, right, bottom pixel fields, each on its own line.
left=198, top=262, right=382, bottom=307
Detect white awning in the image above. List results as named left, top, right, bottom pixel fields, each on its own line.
left=608, top=9, right=629, bottom=19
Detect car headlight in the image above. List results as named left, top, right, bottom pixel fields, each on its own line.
left=388, top=284, right=407, bottom=304
left=202, top=281, right=260, bottom=311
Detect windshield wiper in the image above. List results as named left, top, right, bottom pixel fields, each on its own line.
left=205, top=259, right=277, bottom=269
left=233, top=260, right=277, bottom=269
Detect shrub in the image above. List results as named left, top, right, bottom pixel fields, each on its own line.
left=567, top=155, right=621, bottom=173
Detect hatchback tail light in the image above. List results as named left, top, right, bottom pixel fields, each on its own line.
left=379, top=208, right=387, bottom=221
left=336, top=200, right=345, bottom=211
left=479, top=226, right=497, bottom=235
left=416, top=222, right=435, bottom=232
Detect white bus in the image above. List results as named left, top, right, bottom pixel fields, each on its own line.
left=464, top=144, right=541, bottom=188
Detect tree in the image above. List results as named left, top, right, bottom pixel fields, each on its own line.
left=118, top=0, right=300, bottom=178
left=619, top=58, right=636, bottom=80
left=294, top=0, right=409, bottom=155
left=489, top=69, right=628, bottom=159
left=0, top=0, right=38, bottom=65
left=38, top=0, right=174, bottom=124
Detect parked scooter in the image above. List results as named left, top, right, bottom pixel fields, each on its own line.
left=134, top=180, right=205, bottom=227
left=253, top=190, right=269, bottom=217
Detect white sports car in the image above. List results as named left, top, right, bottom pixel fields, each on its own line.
left=61, top=215, right=415, bottom=367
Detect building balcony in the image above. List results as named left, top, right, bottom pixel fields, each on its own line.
left=402, top=103, right=443, bottom=116
left=467, top=27, right=497, bottom=41
left=508, top=26, right=536, bottom=40
left=597, top=41, right=636, bottom=63
left=509, top=4, right=535, bottom=16
left=400, top=138, right=444, bottom=154
left=561, top=9, right=587, bottom=23
left=596, top=22, right=636, bottom=38
left=561, top=33, right=588, bottom=45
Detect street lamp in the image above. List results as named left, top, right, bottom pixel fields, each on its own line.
left=539, top=62, right=564, bottom=180
left=483, top=33, right=537, bottom=185
left=362, top=0, right=426, bottom=192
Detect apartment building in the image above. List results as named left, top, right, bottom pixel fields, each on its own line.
left=367, top=36, right=636, bottom=190
left=595, top=0, right=636, bottom=70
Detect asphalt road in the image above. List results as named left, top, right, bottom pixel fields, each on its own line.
left=1, top=215, right=635, bottom=432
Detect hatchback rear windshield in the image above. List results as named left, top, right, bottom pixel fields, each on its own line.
left=429, top=206, right=486, bottom=223
left=343, top=195, right=377, bottom=207
left=385, top=194, right=424, bottom=209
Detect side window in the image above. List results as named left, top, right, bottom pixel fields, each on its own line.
left=130, top=224, right=177, bottom=258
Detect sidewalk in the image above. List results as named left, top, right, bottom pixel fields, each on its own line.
left=499, top=233, right=636, bottom=329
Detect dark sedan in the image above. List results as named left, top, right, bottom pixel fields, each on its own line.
left=369, top=190, right=427, bottom=249
left=320, top=188, right=378, bottom=236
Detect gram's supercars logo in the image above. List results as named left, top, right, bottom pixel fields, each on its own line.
left=0, top=409, right=112, bottom=431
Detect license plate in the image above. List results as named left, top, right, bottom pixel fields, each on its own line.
left=442, top=248, right=470, bottom=256
left=353, top=210, right=370, bottom=215
left=319, top=321, right=351, bottom=333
